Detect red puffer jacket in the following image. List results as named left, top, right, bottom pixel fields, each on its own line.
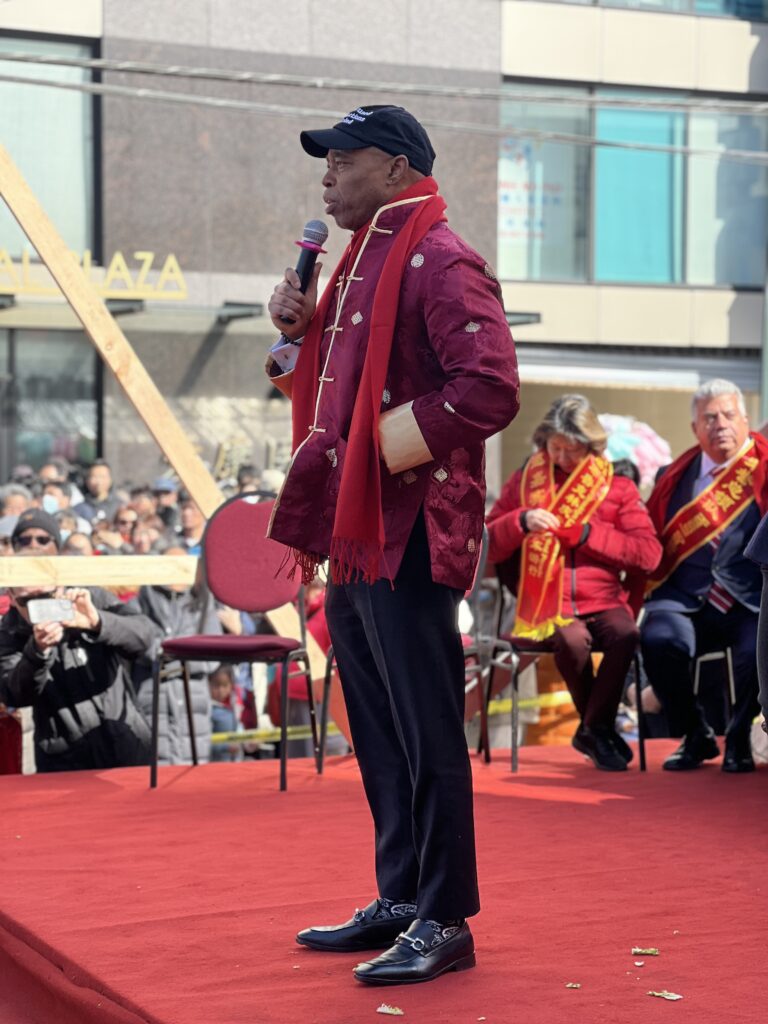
left=487, top=464, right=662, bottom=617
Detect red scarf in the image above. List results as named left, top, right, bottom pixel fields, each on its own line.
left=646, top=432, right=768, bottom=532
left=289, top=177, right=447, bottom=584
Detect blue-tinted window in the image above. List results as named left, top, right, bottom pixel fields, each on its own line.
left=0, top=38, right=94, bottom=258
left=594, top=101, right=685, bottom=283
left=499, top=88, right=590, bottom=281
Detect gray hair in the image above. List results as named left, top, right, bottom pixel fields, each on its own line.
left=532, top=394, right=608, bottom=455
left=0, top=483, right=32, bottom=512
left=691, top=379, right=746, bottom=420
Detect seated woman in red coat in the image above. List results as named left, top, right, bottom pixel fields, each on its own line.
left=487, top=394, right=662, bottom=771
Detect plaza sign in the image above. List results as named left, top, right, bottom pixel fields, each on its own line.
left=0, top=248, right=188, bottom=300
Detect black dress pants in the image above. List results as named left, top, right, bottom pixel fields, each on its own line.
left=325, top=514, right=480, bottom=921
left=641, top=602, right=759, bottom=740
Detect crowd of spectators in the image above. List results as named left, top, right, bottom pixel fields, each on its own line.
left=0, top=457, right=287, bottom=775
left=2, top=379, right=767, bottom=777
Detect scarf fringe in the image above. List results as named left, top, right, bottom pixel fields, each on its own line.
left=329, top=536, right=382, bottom=586
left=279, top=547, right=322, bottom=586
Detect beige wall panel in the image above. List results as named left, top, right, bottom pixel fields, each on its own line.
left=501, top=1, right=600, bottom=83
left=599, top=287, right=692, bottom=345
left=697, top=17, right=768, bottom=93
left=501, top=2, right=764, bottom=94
left=691, top=290, right=762, bottom=349
left=601, top=11, right=696, bottom=89
left=499, top=281, right=599, bottom=343
left=500, top=281, right=760, bottom=349
left=0, top=0, right=102, bottom=37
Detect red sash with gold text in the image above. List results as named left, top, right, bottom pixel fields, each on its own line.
left=647, top=439, right=759, bottom=593
left=513, top=450, right=613, bottom=640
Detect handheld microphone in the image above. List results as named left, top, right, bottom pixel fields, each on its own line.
left=280, top=219, right=328, bottom=325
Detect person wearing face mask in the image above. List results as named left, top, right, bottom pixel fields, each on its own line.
left=487, top=394, right=662, bottom=771
left=41, top=481, right=92, bottom=536
left=0, top=509, right=161, bottom=772
left=641, top=379, right=768, bottom=773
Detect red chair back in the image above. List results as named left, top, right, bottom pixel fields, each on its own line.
left=202, top=496, right=302, bottom=613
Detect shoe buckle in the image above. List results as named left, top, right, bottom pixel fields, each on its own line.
left=353, top=909, right=365, bottom=923
left=398, top=933, right=426, bottom=952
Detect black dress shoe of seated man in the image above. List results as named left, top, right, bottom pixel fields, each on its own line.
left=296, top=900, right=417, bottom=952
left=663, top=728, right=720, bottom=771
left=353, top=919, right=475, bottom=985
left=722, top=736, right=756, bottom=774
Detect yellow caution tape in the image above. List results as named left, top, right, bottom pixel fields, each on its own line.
left=211, top=723, right=341, bottom=744
left=211, top=690, right=574, bottom=745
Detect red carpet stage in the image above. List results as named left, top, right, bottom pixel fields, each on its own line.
left=1, top=743, right=765, bottom=1024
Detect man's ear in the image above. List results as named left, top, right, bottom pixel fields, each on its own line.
left=387, top=155, right=409, bottom=185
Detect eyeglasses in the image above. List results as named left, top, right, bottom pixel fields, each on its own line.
left=13, top=533, right=55, bottom=549
left=14, top=590, right=56, bottom=608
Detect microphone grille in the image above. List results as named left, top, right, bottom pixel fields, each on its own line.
left=303, top=219, right=329, bottom=246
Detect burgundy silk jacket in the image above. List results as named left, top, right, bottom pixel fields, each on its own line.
left=487, top=464, right=662, bottom=616
left=266, top=195, right=520, bottom=591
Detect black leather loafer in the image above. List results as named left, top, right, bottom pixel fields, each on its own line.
left=296, top=900, right=417, bottom=952
left=353, top=919, right=475, bottom=985
left=663, top=729, right=719, bottom=771
left=722, top=740, right=755, bottom=774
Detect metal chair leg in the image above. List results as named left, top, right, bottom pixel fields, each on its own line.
left=511, top=664, right=520, bottom=773
left=319, top=646, right=334, bottom=774
left=725, top=646, right=736, bottom=708
left=181, top=661, right=198, bottom=766
left=634, top=653, right=646, bottom=773
left=303, top=654, right=322, bottom=775
left=150, top=656, right=162, bottom=788
left=279, top=655, right=289, bottom=791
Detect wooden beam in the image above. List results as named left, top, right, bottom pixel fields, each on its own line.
left=0, top=555, right=198, bottom=588
left=0, top=144, right=221, bottom=518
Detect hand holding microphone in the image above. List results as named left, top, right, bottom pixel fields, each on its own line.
left=268, top=220, right=328, bottom=340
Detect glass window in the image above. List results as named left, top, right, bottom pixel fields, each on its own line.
left=594, top=97, right=685, bottom=283
left=694, top=0, right=768, bottom=18
left=0, top=39, right=94, bottom=258
left=601, top=1, right=690, bottom=11
left=14, top=331, right=97, bottom=469
left=498, top=87, right=590, bottom=281
left=687, top=113, right=768, bottom=286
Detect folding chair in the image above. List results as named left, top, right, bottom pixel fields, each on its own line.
left=463, top=529, right=515, bottom=764
left=635, top=646, right=734, bottom=772
left=149, top=496, right=321, bottom=791
left=487, top=574, right=643, bottom=772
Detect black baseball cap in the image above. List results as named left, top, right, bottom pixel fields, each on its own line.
left=11, top=508, right=62, bottom=551
left=300, top=105, right=436, bottom=176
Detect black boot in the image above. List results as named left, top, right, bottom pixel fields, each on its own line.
left=572, top=725, right=627, bottom=772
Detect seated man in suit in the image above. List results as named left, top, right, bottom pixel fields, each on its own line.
left=641, top=379, right=768, bottom=773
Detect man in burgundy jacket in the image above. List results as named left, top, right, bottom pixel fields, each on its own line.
left=266, top=105, right=519, bottom=985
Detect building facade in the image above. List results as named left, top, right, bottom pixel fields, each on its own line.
left=0, top=0, right=765, bottom=490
